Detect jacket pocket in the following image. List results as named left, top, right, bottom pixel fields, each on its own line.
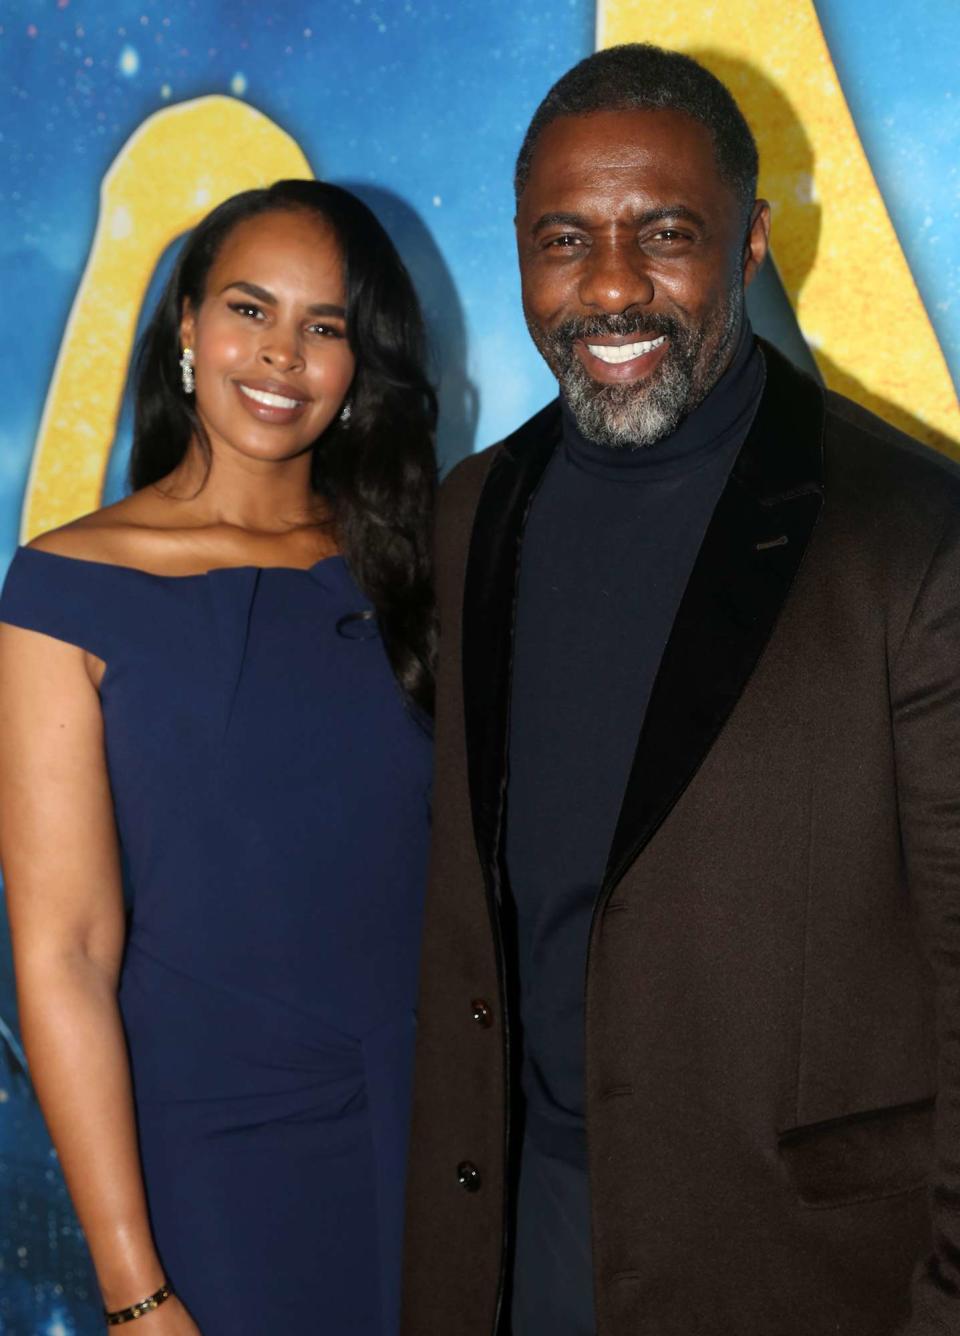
left=778, top=1096, right=935, bottom=1208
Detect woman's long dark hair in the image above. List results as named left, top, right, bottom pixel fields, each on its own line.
left=132, top=180, right=438, bottom=716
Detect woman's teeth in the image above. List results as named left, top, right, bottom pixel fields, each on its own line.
left=239, top=385, right=303, bottom=409
left=586, top=335, right=666, bottom=364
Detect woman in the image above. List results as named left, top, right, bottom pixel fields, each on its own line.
left=0, top=180, right=436, bottom=1334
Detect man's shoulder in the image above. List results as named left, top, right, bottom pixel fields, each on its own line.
left=439, top=399, right=561, bottom=521
left=821, top=388, right=960, bottom=532
left=439, top=440, right=501, bottom=514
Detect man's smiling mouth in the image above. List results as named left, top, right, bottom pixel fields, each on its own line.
left=584, top=335, right=667, bottom=365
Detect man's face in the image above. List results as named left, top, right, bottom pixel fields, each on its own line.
left=516, top=108, right=770, bottom=447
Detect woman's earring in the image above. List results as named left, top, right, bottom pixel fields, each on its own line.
left=180, top=347, right=195, bottom=395
left=339, top=401, right=352, bottom=424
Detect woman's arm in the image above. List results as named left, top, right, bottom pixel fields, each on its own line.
left=0, top=622, right=198, bottom=1330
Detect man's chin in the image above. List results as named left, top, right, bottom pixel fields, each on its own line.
left=563, top=377, right=688, bottom=449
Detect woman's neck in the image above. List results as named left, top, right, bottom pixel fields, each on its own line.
left=158, top=441, right=326, bottom=535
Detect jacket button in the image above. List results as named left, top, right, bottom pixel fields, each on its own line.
left=457, top=1161, right=481, bottom=1192
left=471, top=998, right=493, bottom=1028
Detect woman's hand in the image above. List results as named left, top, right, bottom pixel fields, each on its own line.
left=104, top=1294, right=201, bottom=1334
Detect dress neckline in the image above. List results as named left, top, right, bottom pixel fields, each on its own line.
left=16, top=545, right=347, bottom=582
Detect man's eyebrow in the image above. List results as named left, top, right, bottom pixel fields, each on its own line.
left=529, top=204, right=706, bottom=236
left=529, top=211, right=589, bottom=237
left=636, top=205, right=706, bottom=228
left=218, top=280, right=345, bottom=317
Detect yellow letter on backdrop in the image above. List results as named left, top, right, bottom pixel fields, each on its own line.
left=21, top=96, right=313, bottom=542
left=598, top=0, right=959, bottom=459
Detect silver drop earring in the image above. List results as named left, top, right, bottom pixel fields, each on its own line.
left=339, top=401, right=352, bottom=424
left=180, top=347, right=195, bottom=395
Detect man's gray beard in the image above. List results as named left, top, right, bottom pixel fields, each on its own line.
left=562, top=349, right=694, bottom=448
left=530, top=290, right=742, bottom=449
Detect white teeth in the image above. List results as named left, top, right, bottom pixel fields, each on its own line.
left=239, top=385, right=302, bottom=410
left=586, top=335, right=666, bottom=364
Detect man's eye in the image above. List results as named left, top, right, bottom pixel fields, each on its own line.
left=546, top=234, right=584, bottom=249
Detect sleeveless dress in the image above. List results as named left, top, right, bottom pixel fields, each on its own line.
left=0, top=547, right=432, bottom=1336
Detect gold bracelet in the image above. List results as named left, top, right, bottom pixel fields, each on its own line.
left=104, top=1282, right=174, bottom=1325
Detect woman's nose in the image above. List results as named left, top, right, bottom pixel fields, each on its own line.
left=258, top=330, right=304, bottom=372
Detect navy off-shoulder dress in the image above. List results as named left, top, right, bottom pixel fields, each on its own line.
left=0, top=547, right=432, bottom=1335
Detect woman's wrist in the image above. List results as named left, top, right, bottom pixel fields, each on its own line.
left=96, top=1248, right=167, bottom=1312
left=104, top=1281, right=174, bottom=1325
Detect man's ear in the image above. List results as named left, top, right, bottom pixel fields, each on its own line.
left=743, top=200, right=771, bottom=289
left=179, top=300, right=196, bottom=352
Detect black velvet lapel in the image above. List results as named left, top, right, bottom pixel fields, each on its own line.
left=603, top=341, right=825, bottom=890
left=463, top=400, right=562, bottom=897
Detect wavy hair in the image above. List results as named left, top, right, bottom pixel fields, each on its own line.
left=131, top=180, right=438, bottom=716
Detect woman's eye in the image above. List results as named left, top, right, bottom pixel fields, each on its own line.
left=307, top=323, right=344, bottom=339
left=229, top=302, right=264, bottom=319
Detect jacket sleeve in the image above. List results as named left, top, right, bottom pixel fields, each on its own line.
left=891, top=505, right=960, bottom=1333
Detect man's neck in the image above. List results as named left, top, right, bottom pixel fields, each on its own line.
left=560, top=320, right=764, bottom=481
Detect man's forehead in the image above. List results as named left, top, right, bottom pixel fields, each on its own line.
left=520, top=108, right=733, bottom=219
left=527, top=108, right=718, bottom=181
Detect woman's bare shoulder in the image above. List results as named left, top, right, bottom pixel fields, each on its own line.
left=26, top=493, right=168, bottom=568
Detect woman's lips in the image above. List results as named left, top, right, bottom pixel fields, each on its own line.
left=575, top=334, right=669, bottom=384
left=234, top=381, right=310, bottom=424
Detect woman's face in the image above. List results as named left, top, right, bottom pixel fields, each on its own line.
left=179, top=208, right=356, bottom=466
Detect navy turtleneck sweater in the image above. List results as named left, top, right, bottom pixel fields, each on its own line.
left=505, top=324, right=765, bottom=1335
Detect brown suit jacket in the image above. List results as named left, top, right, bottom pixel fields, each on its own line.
left=402, top=343, right=960, bottom=1335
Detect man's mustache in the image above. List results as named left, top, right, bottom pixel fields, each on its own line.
left=550, top=312, right=684, bottom=345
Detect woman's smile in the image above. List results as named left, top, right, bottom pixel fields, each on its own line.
left=234, top=377, right=312, bottom=424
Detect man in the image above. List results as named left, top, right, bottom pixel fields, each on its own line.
left=402, top=44, right=960, bottom=1336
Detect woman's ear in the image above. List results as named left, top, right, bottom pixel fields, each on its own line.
left=179, top=300, right=196, bottom=353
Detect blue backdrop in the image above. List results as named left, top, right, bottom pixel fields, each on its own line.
left=1, top=2, right=958, bottom=1331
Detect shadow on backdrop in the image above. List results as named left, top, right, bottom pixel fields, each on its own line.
left=698, top=49, right=957, bottom=458
left=339, top=182, right=479, bottom=476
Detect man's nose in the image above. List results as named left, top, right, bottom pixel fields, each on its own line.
left=578, top=240, right=654, bottom=313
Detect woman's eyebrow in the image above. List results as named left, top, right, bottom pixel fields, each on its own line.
left=218, top=279, right=345, bottom=317
left=219, top=279, right=276, bottom=303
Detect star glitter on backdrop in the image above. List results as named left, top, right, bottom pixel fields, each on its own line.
left=1, top=2, right=958, bottom=1332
